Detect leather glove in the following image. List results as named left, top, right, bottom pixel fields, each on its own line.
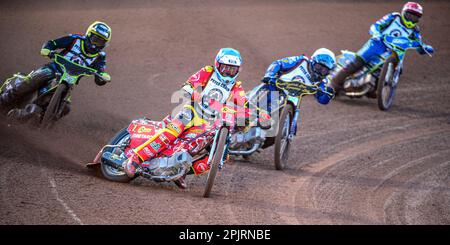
left=40, top=48, right=52, bottom=58
left=419, top=44, right=434, bottom=55
left=261, top=77, right=276, bottom=85
left=99, top=72, right=111, bottom=82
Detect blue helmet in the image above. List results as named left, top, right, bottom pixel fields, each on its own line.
left=214, top=48, right=242, bottom=84
left=310, top=48, right=336, bottom=81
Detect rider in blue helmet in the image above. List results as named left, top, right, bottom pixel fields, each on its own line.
left=262, top=48, right=337, bottom=105
left=122, top=48, right=252, bottom=188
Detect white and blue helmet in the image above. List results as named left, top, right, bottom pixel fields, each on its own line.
left=310, top=48, right=336, bottom=81
left=214, top=48, right=242, bottom=84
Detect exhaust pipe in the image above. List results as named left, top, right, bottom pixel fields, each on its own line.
left=228, top=142, right=261, bottom=156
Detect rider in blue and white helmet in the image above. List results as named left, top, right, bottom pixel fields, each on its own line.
left=310, top=48, right=337, bottom=82
left=262, top=48, right=336, bottom=105
left=122, top=48, right=251, bottom=187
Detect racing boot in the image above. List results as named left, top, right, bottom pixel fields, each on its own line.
left=173, top=174, right=187, bottom=189
left=330, top=56, right=365, bottom=91
left=6, top=104, right=42, bottom=122
left=122, top=153, right=141, bottom=178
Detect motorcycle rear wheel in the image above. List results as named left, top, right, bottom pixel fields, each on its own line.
left=100, top=128, right=135, bottom=183
left=203, top=127, right=229, bottom=198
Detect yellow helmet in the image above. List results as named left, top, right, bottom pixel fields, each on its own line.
left=85, top=21, right=111, bottom=52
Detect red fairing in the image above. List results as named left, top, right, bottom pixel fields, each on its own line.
left=125, top=119, right=163, bottom=157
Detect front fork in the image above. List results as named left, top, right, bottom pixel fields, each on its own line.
left=207, top=127, right=230, bottom=170
left=391, top=60, right=403, bottom=88
left=289, top=108, right=300, bottom=140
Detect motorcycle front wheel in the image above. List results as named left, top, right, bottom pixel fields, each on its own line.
left=40, top=83, right=67, bottom=129
left=274, top=103, right=294, bottom=170
left=377, top=56, right=399, bottom=111
left=203, top=127, right=229, bottom=198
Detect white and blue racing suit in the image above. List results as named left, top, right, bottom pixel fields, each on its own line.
left=263, top=55, right=334, bottom=105
left=357, top=12, right=430, bottom=63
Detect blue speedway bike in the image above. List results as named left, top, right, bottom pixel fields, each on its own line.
left=228, top=79, right=332, bottom=170
left=334, top=35, right=432, bottom=110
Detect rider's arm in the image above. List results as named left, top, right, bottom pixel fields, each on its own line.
left=91, top=52, right=110, bottom=85
left=229, top=81, right=248, bottom=108
left=229, top=82, right=271, bottom=127
left=314, top=77, right=335, bottom=105
left=263, top=56, right=304, bottom=82
left=369, top=13, right=397, bottom=37
left=40, top=34, right=77, bottom=57
left=226, top=82, right=251, bottom=128
left=182, top=66, right=213, bottom=99
left=411, top=27, right=434, bottom=55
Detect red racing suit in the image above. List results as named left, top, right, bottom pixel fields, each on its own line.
left=132, top=66, right=249, bottom=174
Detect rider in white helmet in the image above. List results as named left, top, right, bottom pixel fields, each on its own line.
left=262, top=48, right=336, bottom=105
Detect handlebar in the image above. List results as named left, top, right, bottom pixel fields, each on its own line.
left=50, top=53, right=100, bottom=77
left=275, top=79, right=332, bottom=97
left=381, top=35, right=433, bottom=57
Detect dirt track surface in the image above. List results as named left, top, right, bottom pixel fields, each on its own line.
left=1, top=0, right=449, bottom=224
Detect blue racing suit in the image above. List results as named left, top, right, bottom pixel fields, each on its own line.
left=357, top=12, right=432, bottom=63
left=263, top=55, right=334, bottom=105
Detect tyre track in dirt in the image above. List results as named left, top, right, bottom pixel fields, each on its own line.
left=293, top=124, right=450, bottom=224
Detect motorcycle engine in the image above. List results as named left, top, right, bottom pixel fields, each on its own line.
left=142, top=151, right=193, bottom=181
left=343, top=73, right=376, bottom=97
left=230, top=127, right=266, bottom=149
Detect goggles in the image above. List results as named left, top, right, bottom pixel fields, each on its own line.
left=89, top=33, right=107, bottom=48
left=313, top=62, right=331, bottom=77
left=404, top=11, right=421, bottom=23
left=218, top=63, right=239, bottom=78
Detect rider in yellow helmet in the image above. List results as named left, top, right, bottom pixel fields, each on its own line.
left=0, top=21, right=112, bottom=120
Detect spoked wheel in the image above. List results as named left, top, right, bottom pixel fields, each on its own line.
left=40, top=83, right=67, bottom=129
left=203, top=127, right=229, bottom=198
left=274, top=104, right=294, bottom=170
left=377, top=56, right=399, bottom=111
left=100, top=128, right=135, bottom=183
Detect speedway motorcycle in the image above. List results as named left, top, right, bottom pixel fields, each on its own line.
left=87, top=99, right=247, bottom=198
left=0, top=52, right=101, bottom=128
left=333, top=35, right=432, bottom=110
left=228, top=79, right=332, bottom=170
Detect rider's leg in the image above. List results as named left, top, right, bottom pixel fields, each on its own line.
left=330, top=56, right=365, bottom=90
left=0, top=66, right=55, bottom=107
left=330, top=38, right=386, bottom=90
left=123, top=105, right=196, bottom=177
